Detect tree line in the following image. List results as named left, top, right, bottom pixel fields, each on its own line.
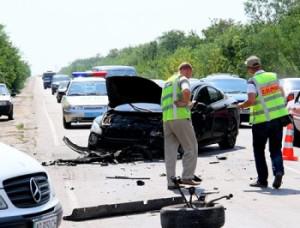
left=0, top=25, right=30, bottom=91
left=60, top=0, right=300, bottom=80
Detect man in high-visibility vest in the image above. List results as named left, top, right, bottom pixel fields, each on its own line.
left=161, top=62, right=200, bottom=190
left=239, top=56, right=289, bottom=189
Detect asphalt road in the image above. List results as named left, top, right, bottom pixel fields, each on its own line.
left=31, top=76, right=300, bottom=228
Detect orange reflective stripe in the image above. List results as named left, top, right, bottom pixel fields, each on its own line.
left=260, top=84, right=280, bottom=96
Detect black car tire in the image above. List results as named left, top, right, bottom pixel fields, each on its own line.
left=63, top=117, right=71, bottom=129
left=57, top=97, right=61, bottom=103
left=88, top=132, right=99, bottom=150
left=160, top=203, right=225, bottom=228
left=52, top=89, right=55, bottom=95
left=8, top=108, right=13, bottom=120
left=218, top=118, right=238, bottom=149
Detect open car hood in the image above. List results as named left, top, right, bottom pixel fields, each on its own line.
left=106, top=76, right=162, bottom=108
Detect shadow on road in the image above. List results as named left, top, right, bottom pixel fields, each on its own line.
left=198, top=145, right=246, bottom=158
left=243, top=187, right=300, bottom=196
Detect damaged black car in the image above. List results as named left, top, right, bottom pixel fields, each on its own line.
left=88, top=76, right=240, bottom=156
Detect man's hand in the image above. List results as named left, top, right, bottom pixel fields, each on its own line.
left=174, top=100, right=188, bottom=107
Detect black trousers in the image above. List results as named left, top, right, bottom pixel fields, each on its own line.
left=252, top=119, right=284, bottom=184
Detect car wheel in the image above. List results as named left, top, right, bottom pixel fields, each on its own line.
left=160, top=203, right=225, bottom=228
left=88, top=132, right=99, bottom=150
left=63, top=116, right=71, bottom=129
left=218, top=118, right=238, bottom=149
left=8, top=109, right=14, bottom=120
left=8, top=106, right=14, bottom=120
left=52, top=89, right=54, bottom=95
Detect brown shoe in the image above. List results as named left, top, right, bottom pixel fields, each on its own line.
left=180, top=179, right=200, bottom=186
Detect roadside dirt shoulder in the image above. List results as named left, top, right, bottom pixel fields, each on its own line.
left=0, top=76, right=37, bottom=155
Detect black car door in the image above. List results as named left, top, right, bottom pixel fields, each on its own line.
left=206, top=86, right=229, bottom=138
left=191, top=86, right=214, bottom=141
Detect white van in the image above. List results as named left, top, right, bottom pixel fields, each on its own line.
left=0, top=143, right=62, bottom=227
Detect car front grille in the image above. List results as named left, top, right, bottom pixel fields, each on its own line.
left=3, top=172, right=50, bottom=208
left=84, top=106, right=105, bottom=110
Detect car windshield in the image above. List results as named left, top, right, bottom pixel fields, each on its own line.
left=67, top=81, right=107, bottom=96
left=43, top=72, right=55, bottom=80
left=0, top=85, right=9, bottom=95
left=52, top=75, right=70, bottom=82
left=207, top=79, right=247, bottom=93
left=58, top=81, right=69, bottom=89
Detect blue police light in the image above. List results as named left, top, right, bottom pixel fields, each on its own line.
left=72, top=71, right=106, bottom=78
left=72, top=72, right=90, bottom=78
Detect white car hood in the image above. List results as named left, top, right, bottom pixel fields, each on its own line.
left=66, top=96, right=108, bottom=106
left=0, top=95, right=11, bottom=101
left=0, top=143, right=45, bottom=188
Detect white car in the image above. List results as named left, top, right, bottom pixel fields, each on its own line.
left=0, top=83, right=14, bottom=120
left=61, top=77, right=108, bottom=129
left=280, top=78, right=300, bottom=102
left=0, top=142, right=62, bottom=227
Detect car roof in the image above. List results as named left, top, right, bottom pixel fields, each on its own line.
left=203, top=73, right=245, bottom=80
left=71, top=77, right=106, bottom=82
left=53, top=74, right=69, bottom=78
left=92, top=65, right=136, bottom=70
left=280, top=78, right=300, bottom=82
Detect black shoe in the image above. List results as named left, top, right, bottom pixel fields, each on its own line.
left=193, top=175, right=202, bottom=182
left=272, top=174, right=283, bottom=189
left=249, top=180, right=268, bottom=188
left=167, top=185, right=178, bottom=190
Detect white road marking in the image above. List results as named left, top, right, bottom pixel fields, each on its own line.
left=42, top=100, right=59, bottom=146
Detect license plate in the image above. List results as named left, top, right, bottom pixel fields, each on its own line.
left=33, top=216, right=57, bottom=228
left=84, top=112, right=98, bottom=118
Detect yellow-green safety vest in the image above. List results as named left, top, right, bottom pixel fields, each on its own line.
left=161, top=74, right=191, bottom=122
left=249, top=72, right=288, bottom=124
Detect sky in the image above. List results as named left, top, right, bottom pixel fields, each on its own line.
left=0, top=0, right=248, bottom=75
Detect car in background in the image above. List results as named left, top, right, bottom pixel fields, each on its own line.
left=0, top=142, right=62, bottom=227
left=0, top=83, right=14, bottom=120
left=42, top=71, right=56, bottom=89
left=92, top=65, right=137, bottom=77
left=88, top=76, right=239, bottom=153
left=201, top=74, right=248, bottom=123
left=56, top=81, right=70, bottom=103
left=151, top=79, right=165, bottom=88
left=279, top=78, right=300, bottom=102
left=287, top=91, right=300, bottom=147
left=50, top=74, right=70, bottom=95
left=61, top=76, right=108, bottom=129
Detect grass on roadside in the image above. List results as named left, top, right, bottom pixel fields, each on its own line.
left=16, top=123, right=24, bottom=130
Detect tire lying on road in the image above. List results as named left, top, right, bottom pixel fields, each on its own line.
left=160, top=203, right=225, bottom=228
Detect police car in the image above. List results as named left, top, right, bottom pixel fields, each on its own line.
left=61, top=71, right=108, bottom=129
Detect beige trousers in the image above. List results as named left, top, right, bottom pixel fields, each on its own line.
left=163, top=119, right=198, bottom=186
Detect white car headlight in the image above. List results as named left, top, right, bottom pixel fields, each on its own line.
left=0, top=195, right=8, bottom=210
